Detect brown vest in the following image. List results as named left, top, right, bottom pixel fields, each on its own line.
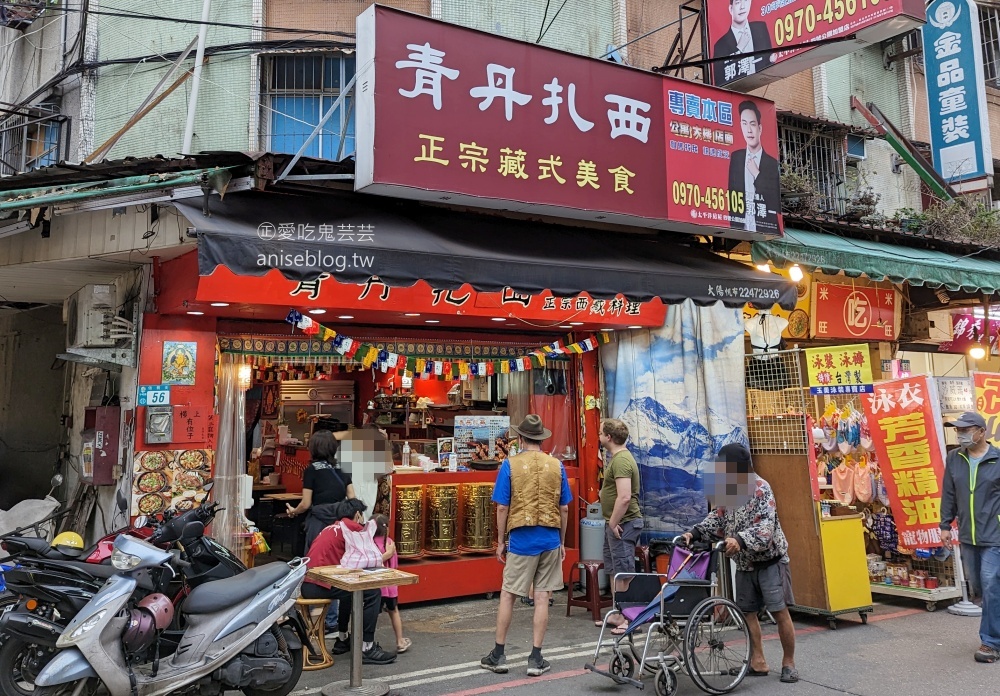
left=506, top=451, right=564, bottom=532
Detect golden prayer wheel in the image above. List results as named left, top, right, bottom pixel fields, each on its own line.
left=394, top=485, right=424, bottom=557
left=427, top=484, right=459, bottom=553
left=463, top=483, right=495, bottom=549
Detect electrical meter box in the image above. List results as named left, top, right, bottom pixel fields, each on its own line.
left=81, top=406, right=121, bottom=486
left=145, top=405, right=173, bottom=444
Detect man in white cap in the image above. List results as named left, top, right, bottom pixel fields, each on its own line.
left=481, top=414, right=572, bottom=678
left=941, top=411, right=1000, bottom=663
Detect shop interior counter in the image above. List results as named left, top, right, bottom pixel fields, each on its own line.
left=389, top=467, right=581, bottom=604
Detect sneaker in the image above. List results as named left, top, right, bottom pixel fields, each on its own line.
left=362, top=643, right=396, bottom=665
left=332, top=638, right=351, bottom=655
left=526, top=656, right=550, bottom=677
left=976, top=645, right=1000, bottom=663
left=480, top=651, right=508, bottom=673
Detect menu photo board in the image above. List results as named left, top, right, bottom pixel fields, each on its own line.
left=706, top=0, right=925, bottom=89
left=454, top=415, right=511, bottom=464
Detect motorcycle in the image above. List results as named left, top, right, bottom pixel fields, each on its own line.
left=0, top=475, right=65, bottom=540
left=0, top=499, right=249, bottom=696
left=33, top=530, right=309, bottom=696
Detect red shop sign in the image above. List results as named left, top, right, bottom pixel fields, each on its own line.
left=196, top=267, right=666, bottom=327
left=706, top=0, right=924, bottom=89
left=939, top=314, right=1000, bottom=355
left=810, top=283, right=900, bottom=340
left=355, top=6, right=782, bottom=238
left=863, top=376, right=947, bottom=549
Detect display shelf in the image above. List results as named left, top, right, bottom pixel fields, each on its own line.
left=369, top=403, right=428, bottom=438
left=870, top=583, right=962, bottom=611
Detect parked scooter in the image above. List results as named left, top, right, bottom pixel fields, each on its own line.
left=0, top=498, right=248, bottom=695
left=33, top=531, right=308, bottom=696
left=0, top=475, right=65, bottom=540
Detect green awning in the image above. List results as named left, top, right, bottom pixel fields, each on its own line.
left=0, top=167, right=237, bottom=212
left=752, top=228, right=1000, bottom=294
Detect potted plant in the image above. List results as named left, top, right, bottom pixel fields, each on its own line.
left=780, top=170, right=820, bottom=212
left=845, top=186, right=880, bottom=219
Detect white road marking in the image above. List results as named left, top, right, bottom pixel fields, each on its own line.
left=289, top=640, right=605, bottom=695
left=391, top=647, right=603, bottom=689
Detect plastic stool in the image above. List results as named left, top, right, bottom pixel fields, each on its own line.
left=296, top=598, right=334, bottom=670
left=566, top=561, right=612, bottom=623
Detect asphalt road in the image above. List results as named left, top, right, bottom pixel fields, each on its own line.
left=289, top=591, right=996, bottom=696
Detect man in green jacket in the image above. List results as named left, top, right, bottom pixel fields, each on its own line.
left=941, top=411, right=1000, bottom=663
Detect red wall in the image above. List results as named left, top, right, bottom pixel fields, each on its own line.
left=136, top=314, right=218, bottom=451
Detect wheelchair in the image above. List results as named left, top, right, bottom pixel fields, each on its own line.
left=585, top=538, right=750, bottom=695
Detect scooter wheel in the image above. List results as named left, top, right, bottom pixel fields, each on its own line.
left=242, top=645, right=304, bottom=696
left=33, top=680, right=105, bottom=696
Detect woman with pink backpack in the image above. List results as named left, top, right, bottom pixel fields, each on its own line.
left=302, top=498, right=397, bottom=666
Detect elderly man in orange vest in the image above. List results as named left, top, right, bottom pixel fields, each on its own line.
left=481, top=414, right=572, bottom=678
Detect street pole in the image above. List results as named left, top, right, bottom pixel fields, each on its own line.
left=182, top=0, right=212, bottom=155
left=948, top=545, right=982, bottom=617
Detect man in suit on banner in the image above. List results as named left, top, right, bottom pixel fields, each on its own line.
left=728, top=100, right=780, bottom=234
left=712, top=0, right=773, bottom=85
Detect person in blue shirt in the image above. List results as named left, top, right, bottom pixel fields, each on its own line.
left=480, top=414, right=572, bottom=678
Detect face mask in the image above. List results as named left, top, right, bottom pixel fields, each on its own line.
left=957, top=432, right=977, bottom=447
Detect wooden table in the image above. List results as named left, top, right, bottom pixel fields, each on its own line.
left=262, top=493, right=303, bottom=502
left=252, top=484, right=287, bottom=494
left=307, top=566, right=419, bottom=696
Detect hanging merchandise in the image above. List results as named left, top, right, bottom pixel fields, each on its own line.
left=832, top=461, right=856, bottom=505
left=854, top=455, right=875, bottom=504
left=872, top=512, right=899, bottom=554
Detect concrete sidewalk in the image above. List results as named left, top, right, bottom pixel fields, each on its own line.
left=291, top=593, right=994, bottom=696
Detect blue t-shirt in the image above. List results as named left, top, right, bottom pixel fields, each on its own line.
left=970, top=453, right=986, bottom=483
left=492, top=457, right=573, bottom=556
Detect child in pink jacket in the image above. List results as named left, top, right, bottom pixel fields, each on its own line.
left=373, top=514, right=411, bottom=653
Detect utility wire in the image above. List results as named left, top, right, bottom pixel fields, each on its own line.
left=4, top=1, right=356, bottom=38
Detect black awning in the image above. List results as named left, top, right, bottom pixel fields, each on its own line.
left=177, top=191, right=796, bottom=309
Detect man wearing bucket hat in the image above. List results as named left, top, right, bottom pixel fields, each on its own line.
left=481, top=414, right=572, bottom=678
left=941, top=411, right=1000, bottom=663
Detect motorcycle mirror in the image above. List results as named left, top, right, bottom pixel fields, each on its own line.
left=182, top=520, right=205, bottom=539
left=50, top=473, right=64, bottom=488
left=134, top=515, right=149, bottom=528
left=202, top=481, right=214, bottom=493
left=116, top=489, right=128, bottom=514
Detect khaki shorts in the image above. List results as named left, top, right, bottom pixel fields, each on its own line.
left=502, top=548, right=564, bottom=596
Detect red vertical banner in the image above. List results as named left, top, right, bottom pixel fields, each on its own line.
left=863, top=375, right=947, bottom=549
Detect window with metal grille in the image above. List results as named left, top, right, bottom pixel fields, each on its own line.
left=777, top=116, right=847, bottom=215
left=260, top=53, right=356, bottom=160
left=0, top=101, right=66, bottom=177
left=981, top=5, right=1000, bottom=86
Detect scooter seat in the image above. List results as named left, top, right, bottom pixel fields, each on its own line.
left=3, top=537, right=67, bottom=560
left=183, top=562, right=292, bottom=614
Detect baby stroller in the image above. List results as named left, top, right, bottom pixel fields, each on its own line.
left=585, top=537, right=750, bottom=696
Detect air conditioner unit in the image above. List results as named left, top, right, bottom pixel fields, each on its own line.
left=64, top=284, right=117, bottom=349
